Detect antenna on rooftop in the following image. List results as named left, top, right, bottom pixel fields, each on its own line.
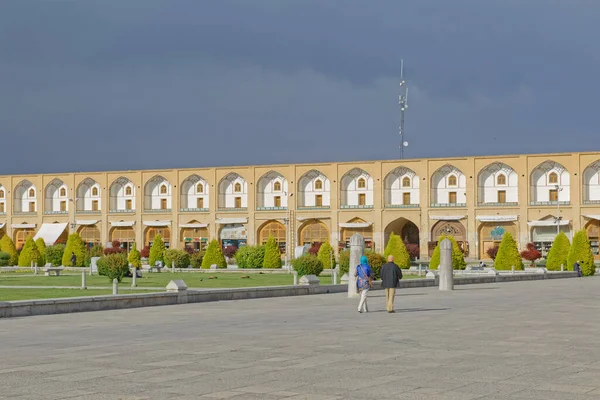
left=398, top=59, right=409, bottom=159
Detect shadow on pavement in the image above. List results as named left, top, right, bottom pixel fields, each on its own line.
left=368, top=307, right=450, bottom=313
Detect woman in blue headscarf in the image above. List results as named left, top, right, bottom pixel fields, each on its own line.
left=356, top=255, right=374, bottom=313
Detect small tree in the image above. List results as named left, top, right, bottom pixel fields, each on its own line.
left=520, top=243, right=542, bottom=267
left=494, top=232, right=524, bottom=270
left=317, top=241, right=335, bottom=270
left=404, top=240, right=420, bottom=260
left=164, top=249, right=191, bottom=269
left=45, top=244, right=65, bottom=266
left=338, top=249, right=350, bottom=276
left=486, top=245, right=500, bottom=260
left=62, top=233, right=86, bottom=267
left=292, top=254, right=323, bottom=277
left=365, top=250, right=386, bottom=280
left=223, top=245, right=238, bottom=259
left=383, top=232, right=411, bottom=269
left=568, top=230, right=595, bottom=276
left=201, top=239, right=227, bottom=269
left=18, top=237, right=41, bottom=267
left=97, top=253, right=130, bottom=282
left=148, top=234, right=166, bottom=266
left=35, top=238, right=46, bottom=266
left=128, top=243, right=142, bottom=269
left=263, top=236, right=282, bottom=269
left=546, top=232, right=570, bottom=271
left=0, top=235, right=18, bottom=266
left=429, top=235, right=466, bottom=270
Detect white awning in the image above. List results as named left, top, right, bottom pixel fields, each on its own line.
left=143, top=220, right=171, bottom=227
left=0, top=223, right=5, bottom=230
left=583, top=215, right=600, bottom=221
left=180, top=223, right=209, bottom=229
left=528, top=219, right=570, bottom=227
left=476, top=215, right=518, bottom=222
left=110, top=221, right=136, bottom=227
left=339, top=222, right=373, bottom=228
left=216, top=217, right=247, bottom=224
left=429, top=215, right=465, bottom=221
left=297, top=216, right=331, bottom=221
left=12, top=223, right=36, bottom=229
left=76, top=220, right=98, bottom=226
left=33, top=223, right=68, bottom=245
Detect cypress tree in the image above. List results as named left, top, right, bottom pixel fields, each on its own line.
left=383, top=232, right=411, bottom=269
left=494, top=232, right=524, bottom=270
left=263, top=236, right=282, bottom=269
left=201, top=239, right=227, bottom=269
left=429, top=235, right=466, bottom=270
left=317, top=240, right=335, bottom=269
left=128, top=243, right=142, bottom=269
left=62, top=233, right=86, bottom=267
left=148, top=234, right=166, bottom=266
left=546, top=232, right=570, bottom=271
left=0, top=235, right=18, bottom=266
left=35, top=238, right=46, bottom=266
left=567, top=230, right=595, bottom=276
left=18, top=236, right=41, bottom=267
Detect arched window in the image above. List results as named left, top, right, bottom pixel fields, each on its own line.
left=59, top=188, right=66, bottom=197
left=92, top=187, right=99, bottom=197
left=497, top=174, right=506, bottom=185
left=29, top=189, right=35, bottom=198
left=234, top=182, right=242, bottom=193
left=196, top=183, right=204, bottom=193
left=160, top=184, right=167, bottom=194
left=549, top=172, right=558, bottom=184
left=448, top=175, right=457, bottom=186
left=274, top=181, right=282, bottom=192
left=125, top=186, right=132, bottom=196
left=402, top=177, right=411, bottom=188
left=0, top=189, right=4, bottom=199
left=315, top=179, right=323, bottom=190
left=357, top=178, right=366, bottom=189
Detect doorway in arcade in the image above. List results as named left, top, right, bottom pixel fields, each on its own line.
left=478, top=221, right=517, bottom=259
left=220, top=223, right=247, bottom=249
left=145, top=227, right=171, bottom=248
left=340, top=218, right=373, bottom=250
left=585, top=218, right=600, bottom=259
left=429, top=220, right=468, bottom=257
left=530, top=220, right=571, bottom=257
left=181, top=226, right=209, bottom=251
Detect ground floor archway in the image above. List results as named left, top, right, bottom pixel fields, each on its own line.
left=478, top=222, right=517, bottom=259
left=180, top=223, right=209, bottom=252
left=586, top=219, right=600, bottom=259
left=145, top=227, right=171, bottom=248
left=340, top=218, right=374, bottom=250
left=110, top=226, right=136, bottom=251
left=298, top=219, right=329, bottom=247
left=219, top=223, right=247, bottom=248
left=258, top=220, right=286, bottom=253
left=14, top=228, right=36, bottom=250
left=429, top=220, right=467, bottom=257
left=531, top=223, right=571, bottom=257
left=384, top=217, right=420, bottom=259
left=78, top=225, right=101, bottom=247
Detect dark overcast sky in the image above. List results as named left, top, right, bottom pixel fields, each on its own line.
left=1, top=1, right=599, bottom=175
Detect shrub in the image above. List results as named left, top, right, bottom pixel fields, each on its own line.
left=520, top=243, right=542, bottom=267
left=62, top=233, right=86, bottom=267
left=85, top=245, right=104, bottom=267
left=384, top=232, right=411, bottom=269
left=104, top=241, right=125, bottom=255
left=190, top=251, right=205, bottom=268
left=234, top=245, right=265, bottom=269
left=149, top=234, right=166, bottom=266
left=0, top=235, right=18, bottom=266
left=97, top=253, right=130, bottom=283
left=128, top=243, right=142, bottom=269
left=164, top=249, right=191, bottom=269
left=546, top=232, right=570, bottom=271
left=263, top=236, right=282, bottom=269
left=308, top=242, right=322, bottom=255
left=223, top=246, right=238, bottom=259
left=568, top=230, right=595, bottom=276
left=317, top=241, right=335, bottom=269
left=18, top=237, right=41, bottom=267
left=0, top=252, right=10, bottom=266
left=365, top=250, right=386, bottom=280
left=339, top=249, right=350, bottom=276
left=292, top=254, right=323, bottom=277
left=429, top=235, right=466, bottom=270
left=182, top=246, right=194, bottom=255
left=140, top=246, right=150, bottom=258
left=486, top=245, right=500, bottom=260
left=404, top=241, right=420, bottom=260
left=45, top=244, right=65, bottom=266
left=201, top=239, right=227, bottom=269
left=35, top=238, right=46, bottom=266
left=494, top=232, right=524, bottom=270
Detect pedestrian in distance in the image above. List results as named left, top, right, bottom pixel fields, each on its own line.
left=70, top=252, right=77, bottom=267
left=356, top=255, right=374, bottom=313
left=573, top=260, right=582, bottom=277
left=380, top=255, right=403, bottom=313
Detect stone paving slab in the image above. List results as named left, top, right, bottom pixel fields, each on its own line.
left=1, top=278, right=600, bottom=399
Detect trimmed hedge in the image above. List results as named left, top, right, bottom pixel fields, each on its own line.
left=128, top=243, right=142, bottom=269
left=97, top=253, right=130, bottom=282
left=494, top=232, right=524, bottom=270
left=235, top=245, right=265, bottom=269
left=35, top=238, right=46, bottom=266
left=0, top=252, right=11, bottom=266
left=568, top=230, right=595, bottom=276
left=201, top=239, right=227, bottom=269
left=191, top=251, right=205, bottom=268
left=0, top=235, right=18, bottom=266
left=317, top=241, right=335, bottom=270
left=384, top=232, right=411, bottom=269
left=18, top=236, right=40, bottom=267
left=546, top=232, right=570, bottom=271
left=263, top=236, right=282, bottom=269
left=292, top=254, right=323, bottom=277
left=164, top=249, right=191, bottom=269
left=45, top=244, right=65, bottom=266
left=149, top=234, right=166, bottom=266
left=62, top=233, right=86, bottom=267
left=429, top=235, right=466, bottom=270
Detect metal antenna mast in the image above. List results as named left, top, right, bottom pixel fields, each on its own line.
left=398, top=59, right=409, bottom=159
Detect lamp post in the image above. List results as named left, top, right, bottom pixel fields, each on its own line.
left=283, top=191, right=293, bottom=270
left=554, top=184, right=563, bottom=236
left=69, top=197, right=76, bottom=233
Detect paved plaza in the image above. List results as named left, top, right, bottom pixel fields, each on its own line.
left=2, top=278, right=600, bottom=399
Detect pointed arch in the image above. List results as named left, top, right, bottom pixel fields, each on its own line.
left=257, top=171, right=288, bottom=209
left=218, top=173, right=247, bottom=210
left=384, top=166, right=420, bottom=207
left=530, top=160, right=570, bottom=204
left=45, top=178, right=68, bottom=213
left=109, top=177, right=135, bottom=212
left=340, top=168, right=373, bottom=208
left=180, top=174, right=209, bottom=211
left=298, top=170, right=330, bottom=208
left=583, top=160, right=600, bottom=203
left=144, top=175, right=171, bottom=211
left=76, top=178, right=101, bottom=212
left=14, top=180, right=36, bottom=214
left=477, top=162, right=518, bottom=205
left=430, top=164, right=466, bottom=206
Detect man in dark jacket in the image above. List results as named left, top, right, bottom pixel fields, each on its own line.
left=70, top=252, right=77, bottom=267
left=574, top=261, right=582, bottom=277
left=380, top=255, right=403, bottom=313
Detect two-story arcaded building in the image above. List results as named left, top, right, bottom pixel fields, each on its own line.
left=1, top=151, right=600, bottom=261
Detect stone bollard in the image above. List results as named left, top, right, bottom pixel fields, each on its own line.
left=132, top=269, right=137, bottom=287
left=299, top=275, right=320, bottom=286
left=340, top=273, right=349, bottom=284
left=172, top=261, right=175, bottom=273
left=112, top=278, right=118, bottom=295
left=292, top=271, right=298, bottom=286
left=348, top=233, right=365, bottom=298
left=439, top=238, right=454, bottom=291
left=561, top=264, right=564, bottom=272
left=332, top=269, right=338, bottom=285
left=511, top=265, right=515, bottom=275
left=166, top=280, right=188, bottom=304
left=34, top=262, right=38, bottom=275
left=81, top=270, right=87, bottom=289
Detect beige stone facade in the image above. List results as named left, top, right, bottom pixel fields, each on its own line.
left=1, top=151, right=600, bottom=260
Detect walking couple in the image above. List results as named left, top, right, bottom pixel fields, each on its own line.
left=356, top=255, right=403, bottom=313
